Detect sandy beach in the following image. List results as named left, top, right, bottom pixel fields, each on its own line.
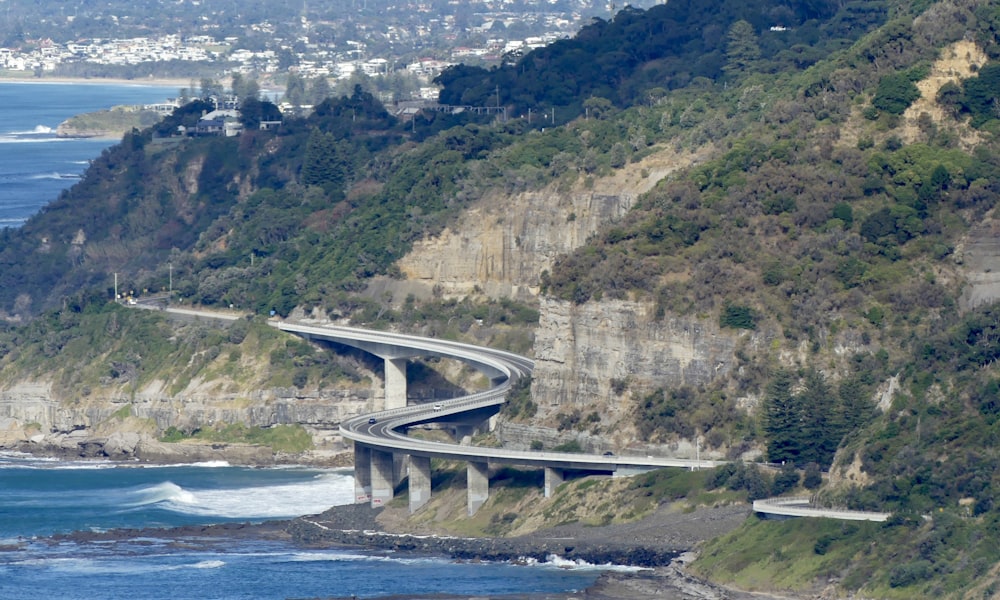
left=0, top=72, right=283, bottom=94
left=0, top=73, right=189, bottom=88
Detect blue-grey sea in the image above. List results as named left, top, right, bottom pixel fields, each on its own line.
left=0, top=80, right=176, bottom=227
left=0, top=453, right=609, bottom=599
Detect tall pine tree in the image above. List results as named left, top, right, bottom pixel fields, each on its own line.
left=302, top=129, right=349, bottom=196
left=723, top=20, right=761, bottom=77
left=764, top=368, right=801, bottom=464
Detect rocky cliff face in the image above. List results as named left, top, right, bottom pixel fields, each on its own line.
left=955, top=217, right=1000, bottom=311
left=532, top=298, right=739, bottom=410
left=392, top=145, right=752, bottom=455
left=398, top=188, right=636, bottom=300
left=524, top=298, right=744, bottom=454
left=0, top=377, right=377, bottom=463
left=395, top=146, right=709, bottom=302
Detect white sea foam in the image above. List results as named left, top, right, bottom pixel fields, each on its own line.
left=134, top=460, right=231, bottom=469
left=16, top=555, right=228, bottom=575
left=0, top=454, right=116, bottom=470
left=0, top=135, right=65, bottom=144
left=535, top=554, right=650, bottom=573
left=9, top=125, right=54, bottom=135
left=152, top=472, right=356, bottom=518
left=30, top=172, right=81, bottom=180
left=50, top=461, right=116, bottom=470
left=289, top=551, right=443, bottom=565
left=123, top=481, right=198, bottom=507
left=290, top=551, right=375, bottom=562
left=191, top=559, right=225, bottom=569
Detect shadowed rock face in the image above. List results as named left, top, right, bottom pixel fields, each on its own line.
left=958, top=221, right=1000, bottom=311
left=531, top=297, right=739, bottom=411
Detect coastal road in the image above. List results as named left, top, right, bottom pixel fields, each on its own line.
left=130, top=300, right=889, bottom=519
left=272, top=320, right=726, bottom=472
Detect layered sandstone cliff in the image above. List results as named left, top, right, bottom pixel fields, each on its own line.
left=394, top=146, right=709, bottom=301
left=0, top=375, right=378, bottom=463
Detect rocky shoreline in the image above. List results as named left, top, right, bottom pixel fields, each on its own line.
left=43, top=498, right=782, bottom=600
left=5, top=446, right=793, bottom=599
left=5, top=434, right=353, bottom=467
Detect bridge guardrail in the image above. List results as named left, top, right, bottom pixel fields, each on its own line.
left=753, top=497, right=891, bottom=522
left=133, top=306, right=893, bottom=521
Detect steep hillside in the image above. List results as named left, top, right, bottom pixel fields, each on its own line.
left=0, top=0, right=999, bottom=596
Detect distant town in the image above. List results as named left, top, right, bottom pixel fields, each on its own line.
left=0, top=0, right=662, bottom=100
left=0, top=31, right=563, bottom=100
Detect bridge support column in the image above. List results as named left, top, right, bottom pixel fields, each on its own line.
left=394, top=454, right=409, bottom=487
left=353, top=443, right=372, bottom=503
left=544, top=467, right=564, bottom=498
left=467, top=461, right=489, bottom=515
left=384, top=358, right=408, bottom=410
left=371, top=449, right=395, bottom=507
left=454, top=424, right=476, bottom=445
left=408, top=455, right=432, bottom=513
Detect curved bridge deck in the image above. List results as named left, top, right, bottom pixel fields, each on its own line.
left=139, top=304, right=891, bottom=521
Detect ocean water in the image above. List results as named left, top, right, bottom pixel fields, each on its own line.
left=0, top=81, right=175, bottom=227
left=0, top=453, right=610, bottom=599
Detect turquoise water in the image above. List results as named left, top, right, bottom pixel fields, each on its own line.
left=0, top=81, right=175, bottom=227
left=0, top=454, right=608, bottom=599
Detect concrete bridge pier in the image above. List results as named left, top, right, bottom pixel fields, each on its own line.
left=371, top=449, right=396, bottom=507
left=384, top=357, right=408, bottom=410
left=394, top=453, right=409, bottom=488
left=353, top=443, right=372, bottom=503
left=408, top=455, right=432, bottom=513
left=454, top=424, right=477, bottom=445
left=467, top=461, right=490, bottom=515
left=544, top=467, right=564, bottom=498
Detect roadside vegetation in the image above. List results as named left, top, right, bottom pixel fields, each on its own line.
left=695, top=510, right=1000, bottom=598
left=160, top=423, right=313, bottom=453
left=0, top=0, right=998, bottom=595
left=391, top=464, right=753, bottom=538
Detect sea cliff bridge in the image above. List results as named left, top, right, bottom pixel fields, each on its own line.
left=141, top=303, right=890, bottom=521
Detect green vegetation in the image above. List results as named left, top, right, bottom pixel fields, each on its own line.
left=0, top=0, right=998, bottom=595
left=0, top=295, right=362, bottom=398
left=764, top=368, right=877, bottom=468
left=695, top=511, right=1000, bottom=598
left=499, top=375, right=536, bottom=421
left=160, top=423, right=313, bottom=453
left=637, top=386, right=750, bottom=448
left=872, top=71, right=921, bottom=115
left=59, top=107, right=163, bottom=136
left=436, top=0, right=886, bottom=118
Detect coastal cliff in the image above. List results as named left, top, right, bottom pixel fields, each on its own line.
left=396, top=146, right=710, bottom=301
left=0, top=379, right=374, bottom=464
left=56, top=106, right=162, bottom=139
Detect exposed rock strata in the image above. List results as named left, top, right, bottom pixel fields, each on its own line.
left=532, top=298, right=738, bottom=406
left=54, top=123, right=115, bottom=138
left=0, top=380, right=374, bottom=464
left=394, top=146, right=710, bottom=303
left=955, top=219, right=1000, bottom=311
